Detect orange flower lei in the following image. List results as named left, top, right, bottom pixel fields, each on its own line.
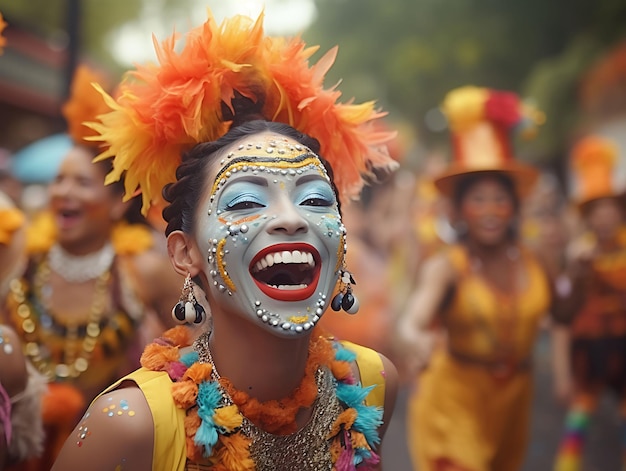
left=141, top=327, right=382, bottom=469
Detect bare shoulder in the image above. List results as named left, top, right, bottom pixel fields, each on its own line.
left=52, top=384, right=154, bottom=471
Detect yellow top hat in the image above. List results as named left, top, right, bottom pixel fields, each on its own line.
left=570, top=135, right=620, bottom=207
left=434, top=85, right=543, bottom=198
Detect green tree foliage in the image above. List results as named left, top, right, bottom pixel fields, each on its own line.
left=305, top=0, right=626, bottom=160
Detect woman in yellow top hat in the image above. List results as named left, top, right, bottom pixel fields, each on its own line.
left=397, top=85, right=553, bottom=471
left=552, top=136, right=626, bottom=471
left=50, top=8, right=399, bottom=470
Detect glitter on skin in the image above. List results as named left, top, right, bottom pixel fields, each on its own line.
left=101, top=399, right=136, bottom=418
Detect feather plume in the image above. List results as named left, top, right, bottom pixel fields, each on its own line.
left=87, top=9, right=397, bottom=214
left=62, top=65, right=112, bottom=145
left=0, top=12, right=7, bottom=54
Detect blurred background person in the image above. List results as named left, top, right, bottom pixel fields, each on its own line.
left=0, top=13, right=45, bottom=471
left=0, top=189, right=45, bottom=471
left=552, top=136, right=626, bottom=471
left=0, top=65, right=181, bottom=470
left=397, top=86, right=554, bottom=471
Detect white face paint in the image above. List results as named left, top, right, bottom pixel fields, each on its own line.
left=195, top=132, right=345, bottom=337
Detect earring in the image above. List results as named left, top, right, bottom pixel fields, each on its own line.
left=331, top=269, right=359, bottom=314
left=171, top=274, right=206, bottom=324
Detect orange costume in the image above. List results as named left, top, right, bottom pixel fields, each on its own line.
left=570, top=229, right=626, bottom=391
left=554, top=136, right=626, bottom=471
left=409, top=244, right=550, bottom=470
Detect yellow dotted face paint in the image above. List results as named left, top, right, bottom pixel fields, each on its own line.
left=196, top=131, right=346, bottom=338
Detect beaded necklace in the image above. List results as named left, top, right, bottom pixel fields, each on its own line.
left=141, top=327, right=383, bottom=470
left=8, top=259, right=109, bottom=381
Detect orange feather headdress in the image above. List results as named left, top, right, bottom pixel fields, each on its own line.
left=62, top=65, right=112, bottom=146
left=0, top=11, right=8, bottom=54
left=87, top=10, right=397, bottom=214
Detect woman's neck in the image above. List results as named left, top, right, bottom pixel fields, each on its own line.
left=465, top=238, right=517, bottom=261
left=208, top=313, right=312, bottom=402
left=57, top=236, right=112, bottom=257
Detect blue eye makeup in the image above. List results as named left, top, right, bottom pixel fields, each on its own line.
left=218, top=182, right=268, bottom=212
left=295, top=180, right=336, bottom=208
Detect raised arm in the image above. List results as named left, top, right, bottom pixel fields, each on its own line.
left=51, top=386, right=154, bottom=471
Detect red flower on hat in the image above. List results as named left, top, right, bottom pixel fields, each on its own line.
left=484, top=90, right=522, bottom=129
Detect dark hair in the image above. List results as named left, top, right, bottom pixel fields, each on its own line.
left=452, top=171, right=520, bottom=212
left=74, top=143, right=126, bottom=197
left=579, top=195, right=626, bottom=219
left=162, top=119, right=340, bottom=236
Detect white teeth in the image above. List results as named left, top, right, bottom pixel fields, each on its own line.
left=292, top=250, right=302, bottom=263
left=253, top=250, right=316, bottom=273
left=271, top=284, right=308, bottom=290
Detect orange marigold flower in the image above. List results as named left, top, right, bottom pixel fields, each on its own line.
left=171, top=380, right=199, bottom=409
left=330, top=359, right=353, bottom=381
left=328, top=408, right=358, bottom=438
left=213, top=405, right=243, bottom=432
left=215, top=434, right=255, bottom=471
left=162, top=325, right=192, bottom=346
left=184, top=362, right=213, bottom=383
left=140, top=343, right=180, bottom=369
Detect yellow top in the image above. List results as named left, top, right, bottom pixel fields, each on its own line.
left=408, top=244, right=551, bottom=471
left=340, top=340, right=385, bottom=408
left=442, top=244, right=550, bottom=362
left=107, top=341, right=386, bottom=471
left=105, top=368, right=187, bottom=471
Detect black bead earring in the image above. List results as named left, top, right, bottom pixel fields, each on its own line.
left=171, top=273, right=206, bottom=324
left=331, top=269, right=359, bottom=314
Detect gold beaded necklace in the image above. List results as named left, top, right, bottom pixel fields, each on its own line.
left=8, top=259, right=109, bottom=381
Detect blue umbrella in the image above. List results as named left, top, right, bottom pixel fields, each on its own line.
left=12, top=133, right=73, bottom=183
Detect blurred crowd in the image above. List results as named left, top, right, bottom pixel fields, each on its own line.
left=1, top=7, right=626, bottom=471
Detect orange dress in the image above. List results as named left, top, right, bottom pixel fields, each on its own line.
left=569, top=231, right=626, bottom=395
left=408, top=244, right=550, bottom=471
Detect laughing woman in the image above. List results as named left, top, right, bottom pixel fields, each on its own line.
left=51, top=10, right=398, bottom=471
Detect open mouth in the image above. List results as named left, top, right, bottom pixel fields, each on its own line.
left=55, top=207, right=83, bottom=230
left=249, top=243, right=321, bottom=301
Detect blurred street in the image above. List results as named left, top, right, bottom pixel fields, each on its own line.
left=382, top=329, right=623, bottom=470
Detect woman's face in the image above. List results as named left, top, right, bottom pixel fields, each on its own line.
left=585, top=197, right=624, bottom=243
left=458, top=175, right=516, bottom=246
left=194, top=131, right=345, bottom=337
left=48, top=146, right=122, bottom=251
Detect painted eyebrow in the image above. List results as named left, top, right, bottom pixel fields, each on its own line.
left=295, top=174, right=329, bottom=187
left=222, top=175, right=269, bottom=189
